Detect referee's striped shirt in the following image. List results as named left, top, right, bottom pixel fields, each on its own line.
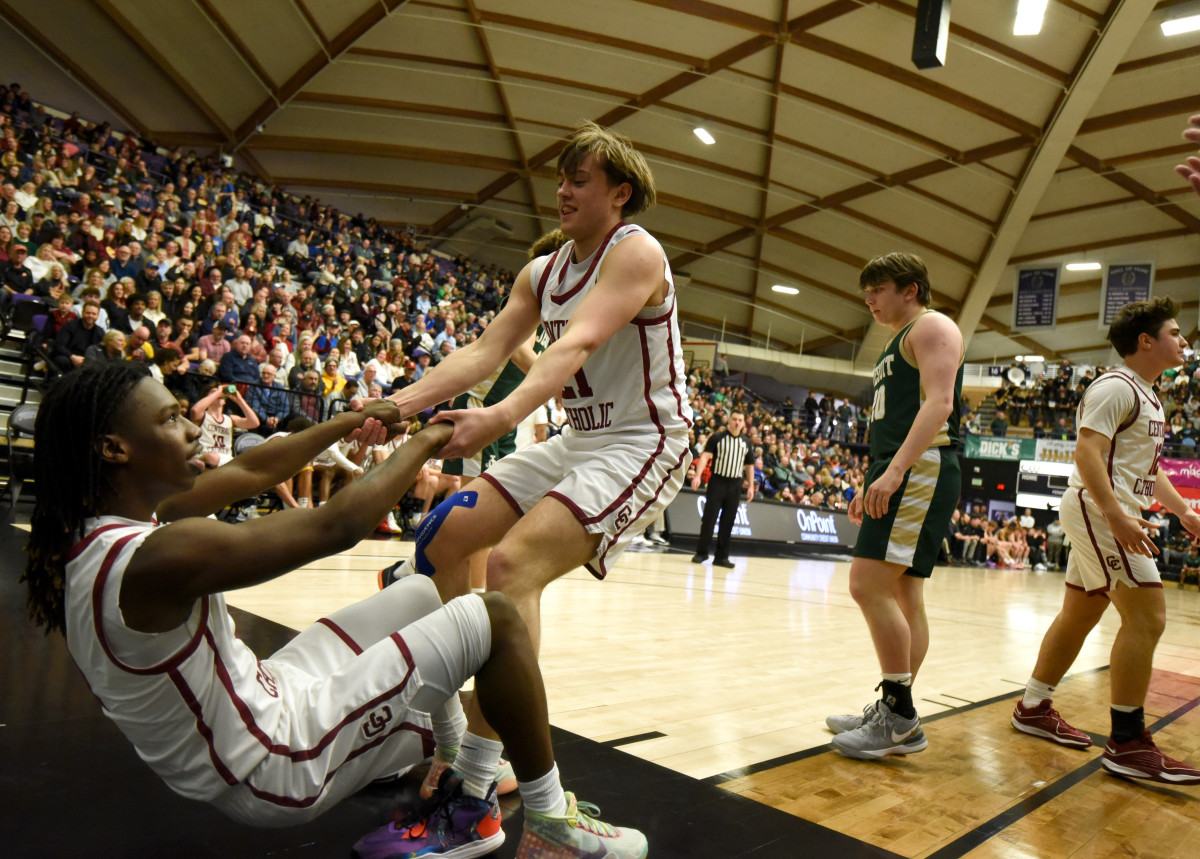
left=705, top=430, right=753, bottom=478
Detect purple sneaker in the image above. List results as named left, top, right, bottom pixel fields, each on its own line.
left=351, top=770, right=504, bottom=859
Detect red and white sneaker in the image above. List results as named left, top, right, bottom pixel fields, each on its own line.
left=1102, top=730, right=1200, bottom=784
left=1011, top=699, right=1091, bottom=749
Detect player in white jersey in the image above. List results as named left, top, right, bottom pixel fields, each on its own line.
left=387, top=122, right=692, bottom=656
left=191, top=380, right=258, bottom=468
left=22, top=364, right=648, bottom=858
left=1011, top=298, right=1200, bottom=785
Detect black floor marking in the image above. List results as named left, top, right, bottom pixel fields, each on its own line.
left=925, top=694, right=1200, bottom=859
left=705, top=667, right=1115, bottom=785
left=600, top=731, right=666, bottom=747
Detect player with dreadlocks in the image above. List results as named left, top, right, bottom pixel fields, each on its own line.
left=23, top=363, right=648, bottom=858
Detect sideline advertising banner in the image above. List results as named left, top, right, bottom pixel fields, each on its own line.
left=667, top=490, right=859, bottom=550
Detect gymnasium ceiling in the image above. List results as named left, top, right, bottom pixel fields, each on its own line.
left=2, top=0, right=1199, bottom=370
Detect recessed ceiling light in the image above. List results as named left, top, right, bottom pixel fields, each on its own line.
left=1013, top=0, right=1049, bottom=35
left=1065, top=262, right=1101, bottom=271
left=693, top=127, right=715, bottom=145
left=1162, top=13, right=1200, bottom=36
left=772, top=284, right=799, bottom=295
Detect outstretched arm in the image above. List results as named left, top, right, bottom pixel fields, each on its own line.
left=388, top=263, right=541, bottom=419
left=120, top=421, right=453, bottom=633
left=157, top=399, right=396, bottom=521
left=431, top=234, right=667, bottom=459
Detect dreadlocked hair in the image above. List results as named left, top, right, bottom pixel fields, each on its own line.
left=23, top=363, right=148, bottom=635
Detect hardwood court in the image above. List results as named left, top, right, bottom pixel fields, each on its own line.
left=231, top=538, right=1200, bottom=858
left=7, top=521, right=1200, bottom=857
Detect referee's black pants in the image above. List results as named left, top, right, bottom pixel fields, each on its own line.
left=695, top=475, right=743, bottom=562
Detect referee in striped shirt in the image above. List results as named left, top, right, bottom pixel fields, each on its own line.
left=691, top=410, right=756, bottom=568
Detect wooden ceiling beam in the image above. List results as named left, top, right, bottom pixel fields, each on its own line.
left=246, top=134, right=518, bottom=171
left=194, top=0, right=279, bottom=99
left=0, top=4, right=149, bottom=136
left=1078, top=94, right=1200, bottom=135
left=464, top=0, right=546, bottom=239
left=1009, top=228, right=1193, bottom=264
left=93, top=0, right=235, bottom=144
left=1066, top=145, right=1200, bottom=232
left=433, top=1, right=863, bottom=237
left=233, top=0, right=410, bottom=147
left=293, top=92, right=507, bottom=125
left=953, top=0, right=1158, bottom=349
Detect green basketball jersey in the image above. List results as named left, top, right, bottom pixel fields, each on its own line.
left=868, top=310, right=962, bottom=458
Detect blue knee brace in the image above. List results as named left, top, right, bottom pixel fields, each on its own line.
left=414, top=491, right=478, bottom=577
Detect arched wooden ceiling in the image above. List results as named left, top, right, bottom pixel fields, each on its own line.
left=2, top=0, right=1198, bottom=366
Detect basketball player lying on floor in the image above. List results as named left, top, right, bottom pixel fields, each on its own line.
left=22, top=364, right=647, bottom=859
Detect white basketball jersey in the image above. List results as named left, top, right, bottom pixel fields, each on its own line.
left=199, top=411, right=232, bottom=456
left=1068, top=366, right=1165, bottom=512
left=527, top=223, right=692, bottom=439
left=65, top=517, right=289, bottom=802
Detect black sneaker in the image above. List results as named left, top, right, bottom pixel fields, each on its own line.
left=690, top=553, right=707, bottom=564
left=378, top=558, right=409, bottom=590
left=714, top=558, right=735, bottom=569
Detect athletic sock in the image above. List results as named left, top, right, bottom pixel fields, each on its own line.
left=517, top=762, right=568, bottom=817
left=430, top=695, right=467, bottom=752
left=393, top=557, right=417, bottom=579
left=1110, top=705, right=1145, bottom=743
left=1022, top=677, right=1056, bottom=709
left=880, top=675, right=916, bottom=719
left=454, top=733, right=503, bottom=800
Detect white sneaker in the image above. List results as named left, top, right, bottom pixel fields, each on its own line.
left=831, top=700, right=927, bottom=760
left=518, top=793, right=647, bottom=859
left=825, top=700, right=881, bottom=734
left=646, top=532, right=669, bottom=547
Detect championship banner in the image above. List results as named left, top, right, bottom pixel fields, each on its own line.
left=1100, top=263, right=1154, bottom=327
left=1013, top=266, right=1059, bottom=330
left=965, top=435, right=1037, bottom=461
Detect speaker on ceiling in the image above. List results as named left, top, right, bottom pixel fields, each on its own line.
left=912, top=0, right=951, bottom=70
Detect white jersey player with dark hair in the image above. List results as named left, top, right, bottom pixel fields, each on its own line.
left=386, top=121, right=691, bottom=655
left=1011, top=297, right=1200, bottom=785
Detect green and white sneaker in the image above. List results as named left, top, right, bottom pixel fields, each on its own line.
left=826, top=700, right=882, bottom=734
left=516, top=792, right=647, bottom=859
left=830, top=700, right=927, bottom=760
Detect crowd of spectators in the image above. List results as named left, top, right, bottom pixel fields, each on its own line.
left=685, top=365, right=864, bottom=512
left=0, top=83, right=519, bottom=440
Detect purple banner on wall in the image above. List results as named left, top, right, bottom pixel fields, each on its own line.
left=1160, top=457, right=1200, bottom=488
left=1101, top=263, right=1154, bottom=326
left=1013, top=267, right=1059, bottom=330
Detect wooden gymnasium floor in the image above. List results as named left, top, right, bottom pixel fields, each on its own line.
left=6, top=519, right=1200, bottom=858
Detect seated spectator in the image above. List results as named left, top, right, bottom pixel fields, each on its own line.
left=51, top=301, right=104, bottom=370
left=325, top=376, right=359, bottom=417
left=85, top=328, right=126, bottom=366
left=190, top=380, right=260, bottom=468
left=124, top=325, right=153, bottom=363
left=1181, top=545, right=1200, bottom=588
left=217, top=333, right=260, bottom=385
left=42, top=292, right=78, bottom=344
left=288, top=368, right=326, bottom=423
left=288, top=347, right=321, bottom=389
left=198, top=318, right=232, bottom=363
left=245, top=361, right=290, bottom=433
left=320, top=355, right=346, bottom=396
left=1, top=241, right=34, bottom=306
left=148, top=344, right=186, bottom=388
